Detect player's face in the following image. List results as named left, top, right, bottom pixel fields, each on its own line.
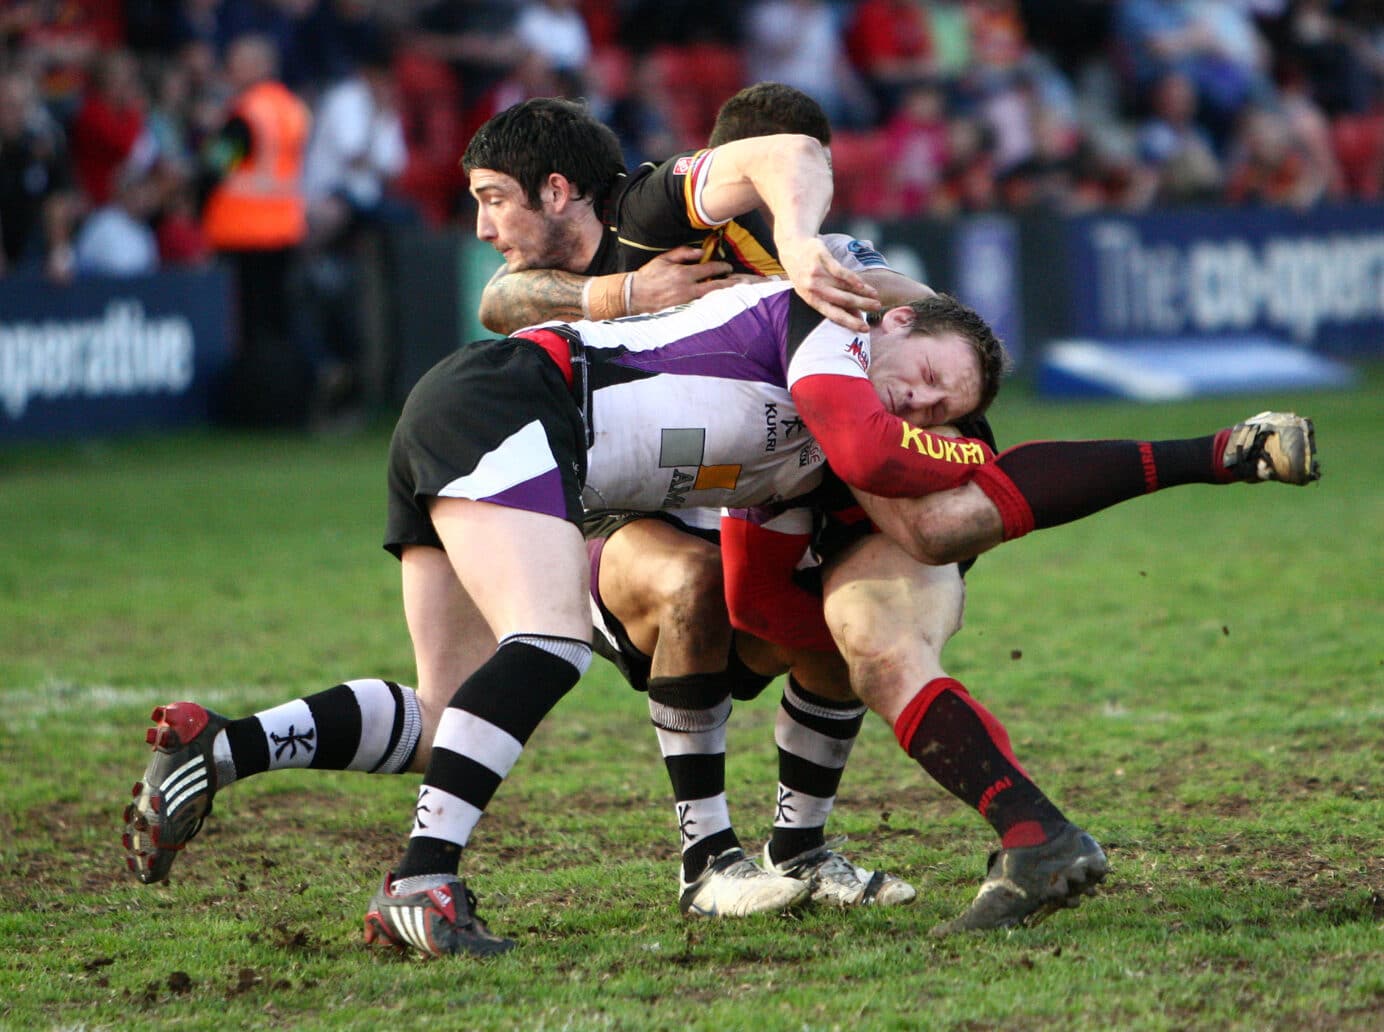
left=868, top=323, right=983, bottom=428
left=469, top=168, right=583, bottom=273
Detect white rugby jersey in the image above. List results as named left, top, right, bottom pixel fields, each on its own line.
left=544, top=279, right=874, bottom=515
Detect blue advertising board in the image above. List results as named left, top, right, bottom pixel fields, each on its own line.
left=0, top=267, right=231, bottom=442
left=1065, top=205, right=1384, bottom=357
left=954, top=215, right=1023, bottom=366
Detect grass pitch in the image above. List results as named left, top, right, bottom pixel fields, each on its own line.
left=1, top=369, right=1381, bottom=1030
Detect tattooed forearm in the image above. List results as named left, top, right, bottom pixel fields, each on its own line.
left=479, top=267, right=588, bottom=334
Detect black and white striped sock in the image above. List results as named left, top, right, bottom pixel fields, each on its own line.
left=648, top=672, right=738, bottom=881
left=394, top=634, right=591, bottom=882
left=767, top=677, right=866, bottom=866
left=216, top=678, right=423, bottom=787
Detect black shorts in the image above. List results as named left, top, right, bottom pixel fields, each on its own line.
left=582, top=508, right=721, bottom=544
left=384, top=338, right=588, bottom=558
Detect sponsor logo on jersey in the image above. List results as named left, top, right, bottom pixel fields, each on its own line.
left=764, top=403, right=778, bottom=452
left=798, top=440, right=824, bottom=468
left=659, top=427, right=741, bottom=506
left=844, top=336, right=870, bottom=371
left=898, top=422, right=988, bottom=463
left=672, top=155, right=696, bottom=176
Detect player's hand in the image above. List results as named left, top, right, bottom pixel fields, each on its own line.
left=630, top=245, right=739, bottom=313
left=776, top=236, right=879, bottom=333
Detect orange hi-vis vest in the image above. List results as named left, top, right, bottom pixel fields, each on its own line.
left=203, top=81, right=310, bottom=250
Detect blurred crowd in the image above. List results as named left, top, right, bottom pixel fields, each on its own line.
left=4, top=1, right=1384, bottom=421
left=6, top=0, right=1384, bottom=277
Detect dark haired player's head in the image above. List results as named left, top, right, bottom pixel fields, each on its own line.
left=462, top=97, right=625, bottom=212
left=901, top=294, right=1010, bottom=415
left=708, top=82, right=832, bottom=148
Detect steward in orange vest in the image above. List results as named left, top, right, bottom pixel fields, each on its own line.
left=202, top=45, right=310, bottom=251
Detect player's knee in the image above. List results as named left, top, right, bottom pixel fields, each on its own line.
left=650, top=547, right=726, bottom=625
left=829, top=605, right=952, bottom=699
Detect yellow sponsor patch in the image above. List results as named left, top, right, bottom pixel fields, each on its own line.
left=899, top=422, right=987, bottom=464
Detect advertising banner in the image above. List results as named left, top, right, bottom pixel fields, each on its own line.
left=1066, top=205, right=1384, bottom=357
left=0, top=268, right=231, bottom=442
left=954, top=215, right=1023, bottom=366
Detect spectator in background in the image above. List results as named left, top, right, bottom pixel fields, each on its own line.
left=70, top=48, right=146, bottom=207
left=409, top=0, right=527, bottom=127
left=1136, top=68, right=1223, bottom=205
left=1223, top=100, right=1329, bottom=209
left=171, top=0, right=223, bottom=52
left=211, top=0, right=353, bottom=95
left=927, top=0, right=979, bottom=81
left=952, top=2, right=1079, bottom=194
left=1, top=0, right=124, bottom=123
left=303, top=36, right=410, bottom=234
left=1282, top=0, right=1374, bottom=115
left=300, top=33, right=413, bottom=422
left=200, top=33, right=316, bottom=427
left=0, top=66, right=80, bottom=280
left=73, top=155, right=160, bottom=277
left=881, top=80, right=951, bottom=216
left=744, top=0, right=876, bottom=129
left=965, top=0, right=1029, bottom=77
left=177, top=40, right=230, bottom=154
left=1274, top=57, right=1345, bottom=202
left=936, top=113, right=999, bottom=213
left=1113, top=0, right=1272, bottom=150
left=592, top=50, right=679, bottom=168
left=1067, top=125, right=1151, bottom=211
left=469, top=49, right=582, bottom=135
left=156, top=167, right=211, bottom=267
left=514, top=0, right=591, bottom=81
left=847, top=0, right=938, bottom=119
left=1012, top=97, right=1082, bottom=211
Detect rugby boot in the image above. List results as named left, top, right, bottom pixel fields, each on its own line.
left=678, top=847, right=810, bottom=918
left=364, top=874, right=515, bottom=958
left=123, top=702, right=227, bottom=883
left=765, top=842, right=917, bottom=907
left=930, top=823, right=1108, bottom=936
left=1222, top=411, right=1320, bottom=485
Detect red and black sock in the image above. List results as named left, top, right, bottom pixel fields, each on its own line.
left=974, top=431, right=1235, bottom=539
left=893, top=677, right=1067, bottom=848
